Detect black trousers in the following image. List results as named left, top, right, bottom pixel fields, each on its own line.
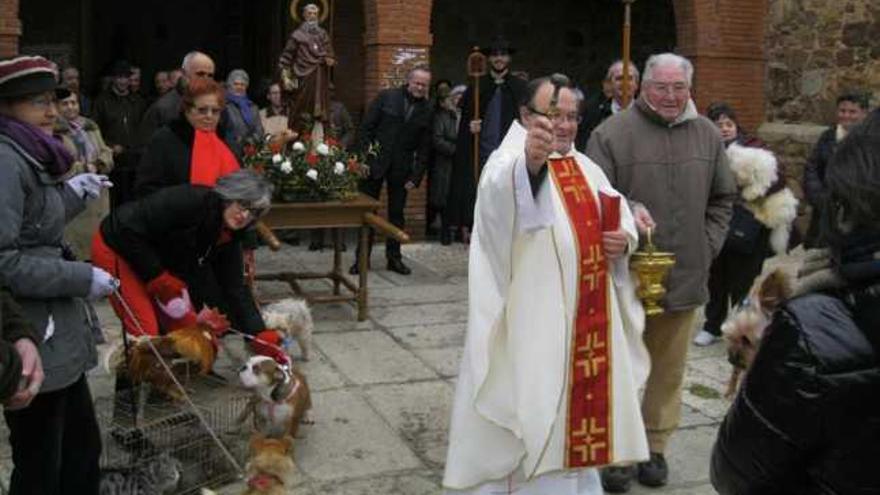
left=4, top=374, right=101, bottom=495
left=357, top=175, right=408, bottom=260
left=108, top=151, right=140, bottom=209
left=704, top=245, right=768, bottom=336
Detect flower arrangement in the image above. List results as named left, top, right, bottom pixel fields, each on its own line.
left=242, top=126, right=373, bottom=203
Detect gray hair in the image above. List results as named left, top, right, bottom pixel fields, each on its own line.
left=523, top=73, right=575, bottom=108
left=406, top=64, right=431, bottom=81
left=304, top=3, right=319, bottom=12
left=214, top=170, right=273, bottom=210
left=607, top=60, right=640, bottom=84
left=643, top=53, right=693, bottom=86
left=226, top=69, right=250, bottom=88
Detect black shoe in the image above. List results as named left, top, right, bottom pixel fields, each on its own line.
left=637, top=452, right=668, bottom=487
left=601, top=465, right=636, bottom=493
left=349, top=263, right=360, bottom=275
left=308, top=241, right=323, bottom=251
left=387, top=258, right=411, bottom=275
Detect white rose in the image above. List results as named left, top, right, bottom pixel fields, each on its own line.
left=271, top=153, right=283, bottom=164
left=316, top=143, right=330, bottom=156
left=292, top=141, right=306, bottom=152
left=306, top=169, right=319, bottom=181
left=280, top=160, right=293, bottom=174
left=334, top=161, right=345, bottom=175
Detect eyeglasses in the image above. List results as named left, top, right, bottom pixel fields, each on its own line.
left=648, top=82, right=689, bottom=95
left=193, top=71, right=215, bottom=79
left=193, top=106, right=222, bottom=116
left=527, top=105, right=582, bottom=124
left=27, top=95, right=57, bottom=110
left=232, top=202, right=267, bottom=219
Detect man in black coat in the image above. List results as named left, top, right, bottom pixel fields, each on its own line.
left=801, top=92, right=869, bottom=248
left=350, top=66, right=433, bottom=275
left=447, top=36, right=527, bottom=240
left=92, top=60, right=146, bottom=208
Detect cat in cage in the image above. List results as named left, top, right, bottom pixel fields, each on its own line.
left=99, top=452, right=182, bottom=495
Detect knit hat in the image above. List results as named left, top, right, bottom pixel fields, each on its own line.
left=0, top=56, right=58, bottom=99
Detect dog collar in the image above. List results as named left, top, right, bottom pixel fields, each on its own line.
left=247, top=472, right=283, bottom=490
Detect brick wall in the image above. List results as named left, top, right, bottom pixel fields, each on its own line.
left=0, top=0, right=21, bottom=57
left=673, top=0, right=767, bottom=132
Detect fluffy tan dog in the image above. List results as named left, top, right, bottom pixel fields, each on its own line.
left=720, top=268, right=794, bottom=398
left=260, top=298, right=314, bottom=361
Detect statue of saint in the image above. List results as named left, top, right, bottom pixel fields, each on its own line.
left=278, top=2, right=336, bottom=135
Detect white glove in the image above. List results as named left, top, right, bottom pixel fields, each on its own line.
left=67, top=173, right=113, bottom=200
left=88, top=267, right=119, bottom=300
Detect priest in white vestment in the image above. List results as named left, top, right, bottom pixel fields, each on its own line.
left=443, top=75, right=650, bottom=495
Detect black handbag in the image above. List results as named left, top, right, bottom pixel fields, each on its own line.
left=724, top=203, right=765, bottom=254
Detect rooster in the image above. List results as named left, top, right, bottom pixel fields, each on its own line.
left=125, top=307, right=231, bottom=400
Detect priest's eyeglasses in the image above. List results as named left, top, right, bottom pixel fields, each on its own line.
left=526, top=105, right=582, bottom=124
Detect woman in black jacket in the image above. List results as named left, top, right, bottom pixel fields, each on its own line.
left=92, top=170, right=273, bottom=343
left=710, top=114, right=880, bottom=495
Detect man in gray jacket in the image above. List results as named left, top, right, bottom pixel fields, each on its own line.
left=587, top=53, right=736, bottom=492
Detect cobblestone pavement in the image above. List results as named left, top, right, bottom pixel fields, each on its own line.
left=0, top=241, right=804, bottom=495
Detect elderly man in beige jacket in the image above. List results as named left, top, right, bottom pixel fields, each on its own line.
left=587, top=53, right=736, bottom=492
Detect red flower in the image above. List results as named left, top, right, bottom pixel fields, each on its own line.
left=306, top=153, right=319, bottom=166
left=243, top=144, right=257, bottom=157
left=326, top=137, right=339, bottom=147
left=347, top=158, right=360, bottom=172
left=301, top=132, right=311, bottom=143
left=252, top=164, right=264, bottom=174
left=268, top=140, right=282, bottom=154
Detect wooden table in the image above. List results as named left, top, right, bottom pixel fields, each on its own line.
left=255, top=194, right=408, bottom=321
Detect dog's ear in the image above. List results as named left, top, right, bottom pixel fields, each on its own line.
left=758, top=269, right=794, bottom=310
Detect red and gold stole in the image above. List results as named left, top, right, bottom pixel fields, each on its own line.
left=548, top=156, right=612, bottom=468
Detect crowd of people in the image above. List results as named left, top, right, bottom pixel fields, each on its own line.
left=0, top=22, right=876, bottom=495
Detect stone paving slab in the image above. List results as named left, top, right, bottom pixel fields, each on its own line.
left=373, top=302, right=468, bottom=328
left=386, top=323, right=466, bottom=350
left=296, top=389, right=424, bottom=482
left=316, top=331, right=439, bottom=385
left=363, top=382, right=454, bottom=450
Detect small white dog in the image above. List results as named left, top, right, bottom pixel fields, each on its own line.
left=260, top=298, right=313, bottom=361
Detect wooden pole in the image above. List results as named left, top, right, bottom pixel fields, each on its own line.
left=621, top=0, right=635, bottom=108
left=467, top=47, right=487, bottom=185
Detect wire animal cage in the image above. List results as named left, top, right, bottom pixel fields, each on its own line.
left=95, top=369, right=251, bottom=494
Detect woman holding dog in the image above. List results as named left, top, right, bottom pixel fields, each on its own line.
left=92, top=170, right=284, bottom=361
left=0, top=55, right=117, bottom=494
left=711, top=111, right=880, bottom=494
left=693, top=102, right=797, bottom=346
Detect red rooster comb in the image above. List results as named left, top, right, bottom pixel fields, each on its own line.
left=197, top=306, right=231, bottom=336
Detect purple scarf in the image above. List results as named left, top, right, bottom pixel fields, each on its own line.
left=0, top=114, right=73, bottom=177
left=226, top=92, right=255, bottom=127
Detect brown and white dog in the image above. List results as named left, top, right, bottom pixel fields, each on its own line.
left=238, top=355, right=312, bottom=439
left=720, top=267, right=794, bottom=398
left=200, top=434, right=296, bottom=495
left=260, top=298, right=314, bottom=361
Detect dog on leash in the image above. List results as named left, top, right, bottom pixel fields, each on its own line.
left=200, top=434, right=295, bottom=495
left=238, top=355, right=312, bottom=440
left=720, top=268, right=794, bottom=398
left=260, top=298, right=313, bottom=361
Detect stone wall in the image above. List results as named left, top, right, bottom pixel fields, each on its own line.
left=766, top=0, right=879, bottom=124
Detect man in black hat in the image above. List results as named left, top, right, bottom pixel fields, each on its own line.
left=446, top=35, right=527, bottom=243
left=92, top=60, right=146, bottom=207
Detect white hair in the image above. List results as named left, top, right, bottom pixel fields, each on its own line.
left=181, top=51, right=211, bottom=71
left=226, top=69, right=249, bottom=87
left=643, top=53, right=693, bottom=86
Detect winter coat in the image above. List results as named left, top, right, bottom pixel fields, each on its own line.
left=137, top=85, right=183, bottom=148
left=55, top=117, right=115, bottom=259
left=99, top=184, right=265, bottom=335
left=587, top=97, right=737, bottom=311
left=222, top=99, right=264, bottom=159
left=358, top=86, right=433, bottom=186
left=135, top=118, right=241, bottom=199
left=803, top=127, right=838, bottom=248
left=711, top=251, right=880, bottom=494
left=91, top=90, right=146, bottom=151
left=0, top=135, right=98, bottom=393
left=447, top=73, right=527, bottom=228
left=0, top=288, right=41, bottom=402
left=430, top=106, right=458, bottom=208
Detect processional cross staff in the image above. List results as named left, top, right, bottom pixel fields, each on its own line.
left=467, top=47, right=488, bottom=184
left=620, top=0, right=636, bottom=108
